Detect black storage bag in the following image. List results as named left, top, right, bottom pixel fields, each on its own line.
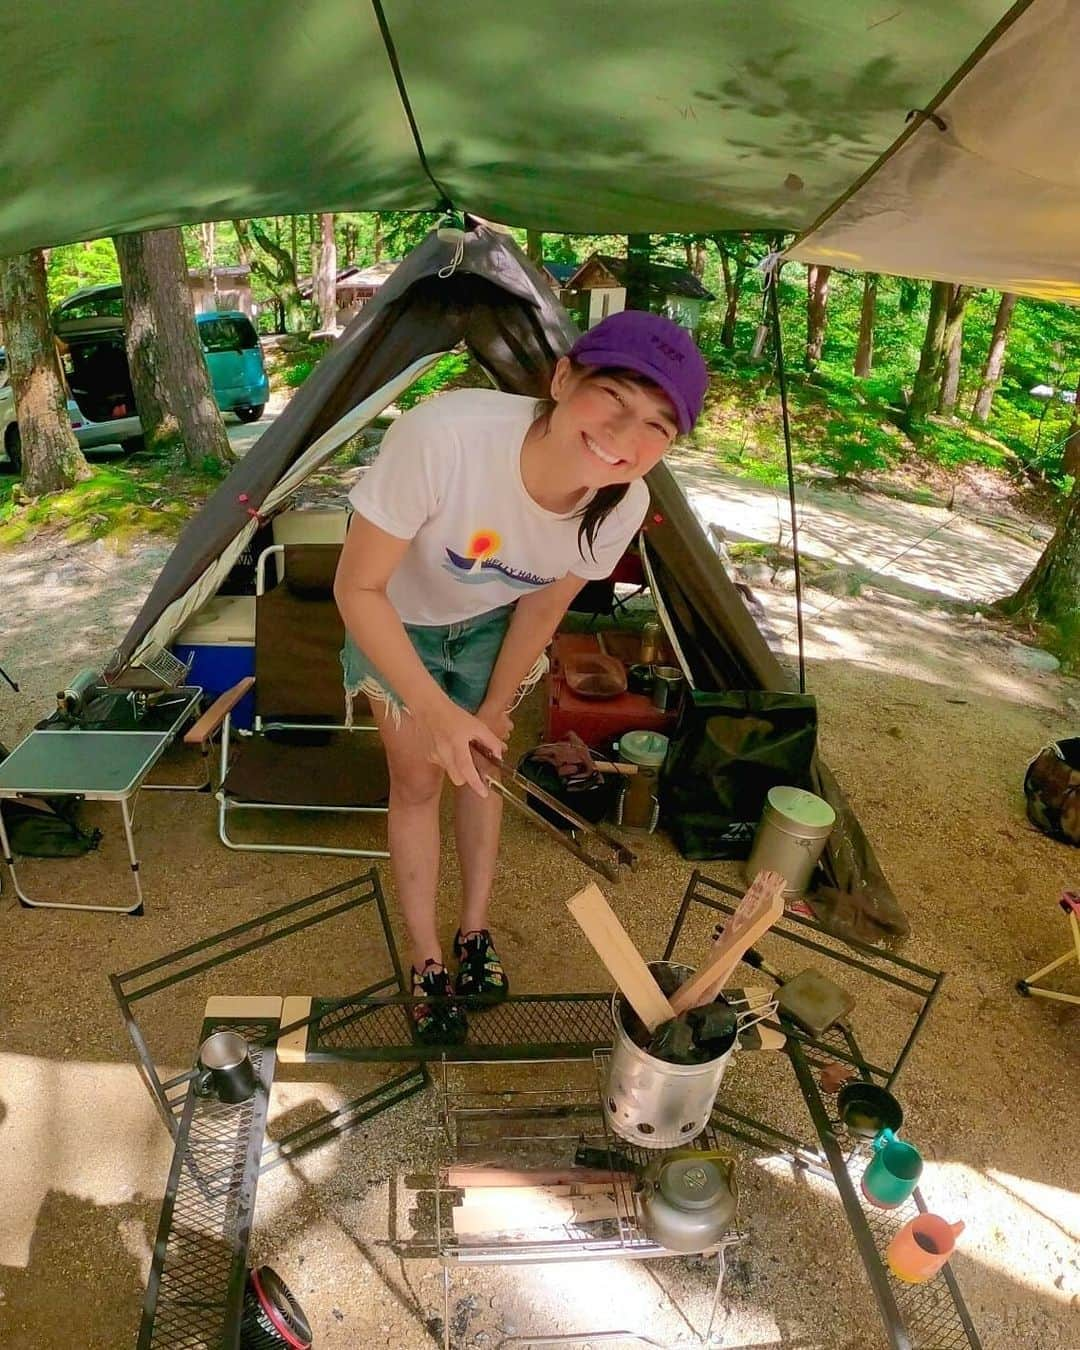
left=660, top=690, right=817, bottom=860
left=0, top=741, right=102, bottom=858
left=1024, top=737, right=1080, bottom=846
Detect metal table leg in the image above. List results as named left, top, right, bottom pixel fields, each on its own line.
left=0, top=792, right=144, bottom=915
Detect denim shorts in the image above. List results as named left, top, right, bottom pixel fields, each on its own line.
left=342, top=604, right=519, bottom=723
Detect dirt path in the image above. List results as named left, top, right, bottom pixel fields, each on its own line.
left=0, top=453, right=1078, bottom=1349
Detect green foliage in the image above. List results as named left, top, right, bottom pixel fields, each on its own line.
left=396, top=352, right=472, bottom=411
left=34, top=219, right=1080, bottom=505
left=0, top=461, right=203, bottom=546
left=45, top=239, right=120, bottom=308
left=199, top=454, right=230, bottom=479
left=282, top=358, right=317, bottom=388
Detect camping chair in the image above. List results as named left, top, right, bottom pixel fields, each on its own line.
left=185, top=543, right=389, bottom=858
left=568, top=536, right=648, bottom=628
left=1016, top=890, right=1080, bottom=1007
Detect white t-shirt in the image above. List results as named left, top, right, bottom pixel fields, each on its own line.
left=347, top=388, right=650, bottom=626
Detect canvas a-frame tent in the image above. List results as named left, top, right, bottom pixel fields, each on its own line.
left=107, top=224, right=903, bottom=936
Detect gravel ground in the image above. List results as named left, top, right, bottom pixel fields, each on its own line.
left=0, top=458, right=1078, bottom=1350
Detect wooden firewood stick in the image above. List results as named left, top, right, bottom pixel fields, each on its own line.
left=446, top=1165, right=626, bottom=1188
left=669, top=870, right=786, bottom=1015
left=566, top=882, right=674, bottom=1032
left=452, top=1191, right=618, bottom=1235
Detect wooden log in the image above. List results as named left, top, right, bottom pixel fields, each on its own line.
left=446, top=1165, right=625, bottom=1188
left=459, top=1182, right=619, bottom=1205
left=452, top=1193, right=618, bottom=1236
left=669, top=871, right=786, bottom=1014
left=566, top=883, right=674, bottom=1032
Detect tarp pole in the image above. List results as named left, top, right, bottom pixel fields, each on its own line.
left=766, top=249, right=807, bottom=694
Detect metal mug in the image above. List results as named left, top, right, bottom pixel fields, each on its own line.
left=651, top=665, right=684, bottom=712
left=193, top=1030, right=257, bottom=1104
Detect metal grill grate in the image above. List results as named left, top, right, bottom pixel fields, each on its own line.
left=844, top=1146, right=980, bottom=1350
left=305, top=993, right=613, bottom=1062
left=418, top=1053, right=743, bottom=1267
left=139, top=1022, right=276, bottom=1350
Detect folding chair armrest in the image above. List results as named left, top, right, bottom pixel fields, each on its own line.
left=184, top=677, right=256, bottom=745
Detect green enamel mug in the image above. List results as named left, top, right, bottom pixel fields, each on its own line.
left=860, top=1128, right=923, bottom=1209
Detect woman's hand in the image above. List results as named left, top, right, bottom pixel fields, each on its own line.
left=475, top=699, right=514, bottom=744
left=417, top=696, right=507, bottom=796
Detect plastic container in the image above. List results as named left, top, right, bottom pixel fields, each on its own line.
left=615, top=730, right=669, bottom=832
left=604, top=962, right=734, bottom=1149
left=745, top=785, right=835, bottom=897
left=172, top=594, right=256, bottom=729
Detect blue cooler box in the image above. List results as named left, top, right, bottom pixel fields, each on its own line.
left=172, top=595, right=256, bottom=730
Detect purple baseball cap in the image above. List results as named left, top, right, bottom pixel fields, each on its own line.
left=568, top=310, right=709, bottom=434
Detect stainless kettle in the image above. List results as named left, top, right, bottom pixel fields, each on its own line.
left=636, top=1152, right=738, bottom=1253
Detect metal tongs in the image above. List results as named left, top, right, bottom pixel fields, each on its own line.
left=473, top=744, right=637, bottom=883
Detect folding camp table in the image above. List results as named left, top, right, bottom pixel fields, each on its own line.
left=0, top=685, right=202, bottom=915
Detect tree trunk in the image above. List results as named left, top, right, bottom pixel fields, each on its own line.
left=313, top=212, right=339, bottom=335
left=234, top=219, right=306, bottom=333
left=898, top=278, right=921, bottom=315
left=0, top=249, right=90, bottom=493
left=526, top=229, right=544, bottom=264
left=625, top=234, right=652, bottom=311
left=937, top=285, right=969, bottom=416
left=972, top=292, right=1018, bottom=422
left=714, top=237, right=748, bottom=349
left=114, top=228, right=233, bottom=467
left=1061, top=373, right=1080, bottom=480
left=373, top=215, right=383, bottom=263
left=907, top=280, right=952, bottom=426
left=854, top=274, right=878, bottom=378
left=805, top=264, right=832, bottom=371
left=1004, top=476, right=1080, bottom=643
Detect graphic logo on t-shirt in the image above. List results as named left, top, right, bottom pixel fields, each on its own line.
left=444, top=528, right=557, bottom=590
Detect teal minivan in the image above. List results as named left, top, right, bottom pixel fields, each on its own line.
left=52, top=284, right=270, bottom=439
left=194, top=311, right=270, bottom=423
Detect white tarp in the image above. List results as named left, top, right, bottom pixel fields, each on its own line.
left=787, top=0, right=1080, bottom=303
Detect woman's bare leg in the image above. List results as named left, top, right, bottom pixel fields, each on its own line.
left=453, top=783, right=504, bottom=936
left=373, top=703, right=446, bottom=971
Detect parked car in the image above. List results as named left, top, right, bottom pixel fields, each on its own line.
left=0, top=346, right=107, bottom=472
left=194, top=310, right=269, bottom=422
left=51, top=283, right=270, bottom=439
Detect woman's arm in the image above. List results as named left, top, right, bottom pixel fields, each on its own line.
left=480, top=573, right=586, bottom=716
left=334, top=516, right=505, bottom=793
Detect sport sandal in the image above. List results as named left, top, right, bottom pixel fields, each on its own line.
left=453, top=929, right=509, bottom=1007
left=410, top=960, right=467, bottom=1046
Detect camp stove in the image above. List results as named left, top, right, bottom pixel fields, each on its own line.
left=474, top=743, right=636, bottom=883
left=49, top=645, right=194, bottom=731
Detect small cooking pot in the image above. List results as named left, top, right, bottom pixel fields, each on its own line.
left=637, top=1153, right=737, bottom=1253
left=517, top=749, right=620, bottom=830
left=837, top=1081, right=904, bottom=1139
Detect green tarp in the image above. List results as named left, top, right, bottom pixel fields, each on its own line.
left=2, top=1, right=1009, bottom=255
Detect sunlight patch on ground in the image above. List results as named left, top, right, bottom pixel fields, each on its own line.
left=751, top=1152, right=1079, bottom=1308
left=0, top=1053, right=171, bottom=1268
left=985, top=1168, right=1079, bottom=1243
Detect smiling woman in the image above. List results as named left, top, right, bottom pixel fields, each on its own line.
left=333, top=309, right=708, bottom=1045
